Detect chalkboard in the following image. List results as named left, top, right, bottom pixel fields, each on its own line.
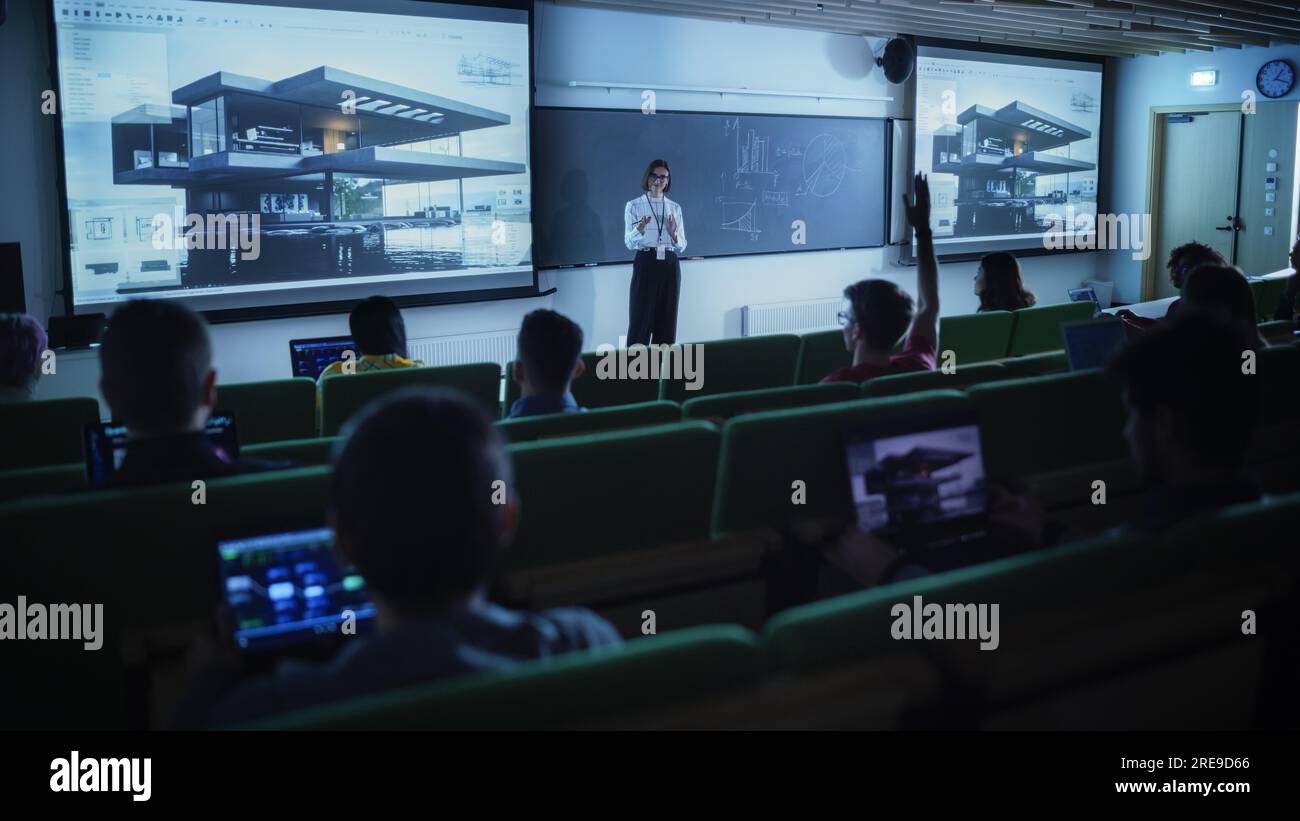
left=534, top=108, right=888, bottom=267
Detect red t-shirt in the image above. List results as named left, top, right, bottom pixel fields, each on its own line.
left=821, top=333, right=937, bottom=384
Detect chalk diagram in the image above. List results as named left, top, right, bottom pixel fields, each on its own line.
left=717, top=118, right=853, bottom=239
left=798, top=133, right=848, bottom=198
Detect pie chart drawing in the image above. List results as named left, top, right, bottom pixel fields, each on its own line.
left=801, top=133, right=847, bottom=198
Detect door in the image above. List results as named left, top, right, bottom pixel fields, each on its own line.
left=1153, top=110, right=1241, bottom=299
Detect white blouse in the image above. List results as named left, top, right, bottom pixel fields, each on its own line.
left=623, top=194, right=687, bottom=254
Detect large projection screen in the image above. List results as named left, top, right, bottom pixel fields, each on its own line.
left=914, top=42, right=1105, bottom=258
left=48, top=0, right=534, bottom=318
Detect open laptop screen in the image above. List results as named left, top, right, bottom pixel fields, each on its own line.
left=84, top=411, right=239, bottom=484
left=845, top=416, right=988, bottom=547
left=1061, top=318, right=1126, bottom=371
left=289, top=337, right=355, bottom=380
left=217, top=526, right=375, bottom=653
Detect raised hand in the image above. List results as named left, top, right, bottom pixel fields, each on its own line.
left=637, top=215, right=653, bottom=235
left=901, top=172, right=932, bottom=232
left=668, top=213, right=678, bottom=242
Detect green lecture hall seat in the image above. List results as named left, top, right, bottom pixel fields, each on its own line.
left=505, top=421, right=721, bottom=571
left=1006, top=302, right=1097, bottom=357
left=505, top=353, right=664, bottom=414
left=0, top=466, right=332, bottom=729
left=216, top=378, right=317, bottom=445
left=1000, top=349, right=1070, bottom=378
left=319, top=362, right=501, bottom=435
left=681, top=382, right=858, bottom=421
left=0, top=396, right=100, bottom=470
left=861, top=362, right=1009, bottom=397
left=967, top=369, right=1127, bottom=481
left=1258, top=319, right=1296, bottom=345
left=1251, top=277, right=1289, bottom=321
left=496, top=401, right=680, bottom=443
left=795, top=329, right=850, bottom=384
left=242, top=625, right=766, bottom=730
left=938, top=311, right=1014, bottom=364
left=243, top=436, right=340, bottom=466
left=764, top=531, right=1148, bottom=674
left=711, top=390, right=968, bottom=536
left=659, top=334, right=801, bottom=402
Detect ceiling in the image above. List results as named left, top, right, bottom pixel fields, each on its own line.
left=557, top=0, right=1300, bottom=58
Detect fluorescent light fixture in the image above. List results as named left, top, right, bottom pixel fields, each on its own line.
left=1190, top=69, right=1218, bottom=87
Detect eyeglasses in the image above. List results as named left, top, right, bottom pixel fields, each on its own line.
left=837, top=310, right=855, bottom=327
left=650, top=174, right=670, bottom=182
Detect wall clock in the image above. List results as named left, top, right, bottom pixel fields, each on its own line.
left=1257, top=59, right=1295, bottom=99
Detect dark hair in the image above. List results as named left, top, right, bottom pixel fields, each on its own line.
left=640, top=159, right=672, bottom=194
left=1107, top=313, right=1261, bottom=471
left=977, top=252, right=1036, bottom=312
left=349, top=296, right=408, bottom=358
left=99, top=300, right=211, bottom=431
left=331, top=389, right=511, bottom=613
left=1167, top=241, right=1226, bottom=289
left=0, top=313, right=47, bottom=390
left=843, top=279, right=914, bottom=353
left=517, top=309, right=583, bottom=393
left=1181, top=264, right=1259, bottom=329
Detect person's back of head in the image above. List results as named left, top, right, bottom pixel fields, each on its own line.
left=99, top=299, right=214, bottom=435
left=1167, top=240, right=1226, bottom=290
left=350, top=296, right=408, bottom=358
left=1180, top=264, right=1260, bottom=335
left=976, top=252, right=1036, bottom=312
left=516, top=309, right=583, bottom=395
left=1107, top=312, right=1261, bottom=483
left=330, top=389, right=513, bottom=617
left=843, top=279, right=914, bottom=354
left=0, top=313, right=48, bottom=396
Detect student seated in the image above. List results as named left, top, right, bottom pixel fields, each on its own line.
left=1180, top=264, right=1267, bottom=347
left=825, top=312, right=1263, bottom=588
left=317, top=296, right=424, bottom=385
left=974, top=252, right=1036, bottom=312
left=1271, top=238, right=1299, bottom=322
left=1115, top=240, right=1225, bottom=329
left=823, top=173, right=938, bottom=383
left=177, top=389, right=621, bottom=727
left=0, top=313, right=47, bottom=403
left=508, top=309, right=586, bottom=418
left=98, top=300, right=287, bottom=488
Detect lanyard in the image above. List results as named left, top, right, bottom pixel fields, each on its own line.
left=645, top=194, right=666, bottom=243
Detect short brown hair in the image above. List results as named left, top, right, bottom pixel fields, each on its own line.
left=640, top=159, right=672, bottom=193
left=844, top=279, right=914, bottom=353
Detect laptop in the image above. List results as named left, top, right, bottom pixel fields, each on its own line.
left=1060, top=318, right=1126, bottom=371
left=844, top=411, right=990, bottom=551
left=216, top=525, right=375, bottom=653
left=83, top=411, right=239, bottom=484
left=289, top=336, right=355, bottom=379
left=1067, top=287, right=1102, bottom=317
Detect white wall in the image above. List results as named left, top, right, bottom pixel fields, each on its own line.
left=1102, top=42, right=1300, bottom=302
left=8, top=0, right=1111, bottom=403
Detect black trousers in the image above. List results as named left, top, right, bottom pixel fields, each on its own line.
left=627, top=249, right=681, bottom=345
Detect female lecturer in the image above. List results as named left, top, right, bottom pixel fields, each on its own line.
left=624, top=159, right=686, bottom=344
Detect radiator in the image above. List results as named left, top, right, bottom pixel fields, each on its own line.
left=741, top=297, right=842, bottom=336
left=407, top=329, right=518, bottom=369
